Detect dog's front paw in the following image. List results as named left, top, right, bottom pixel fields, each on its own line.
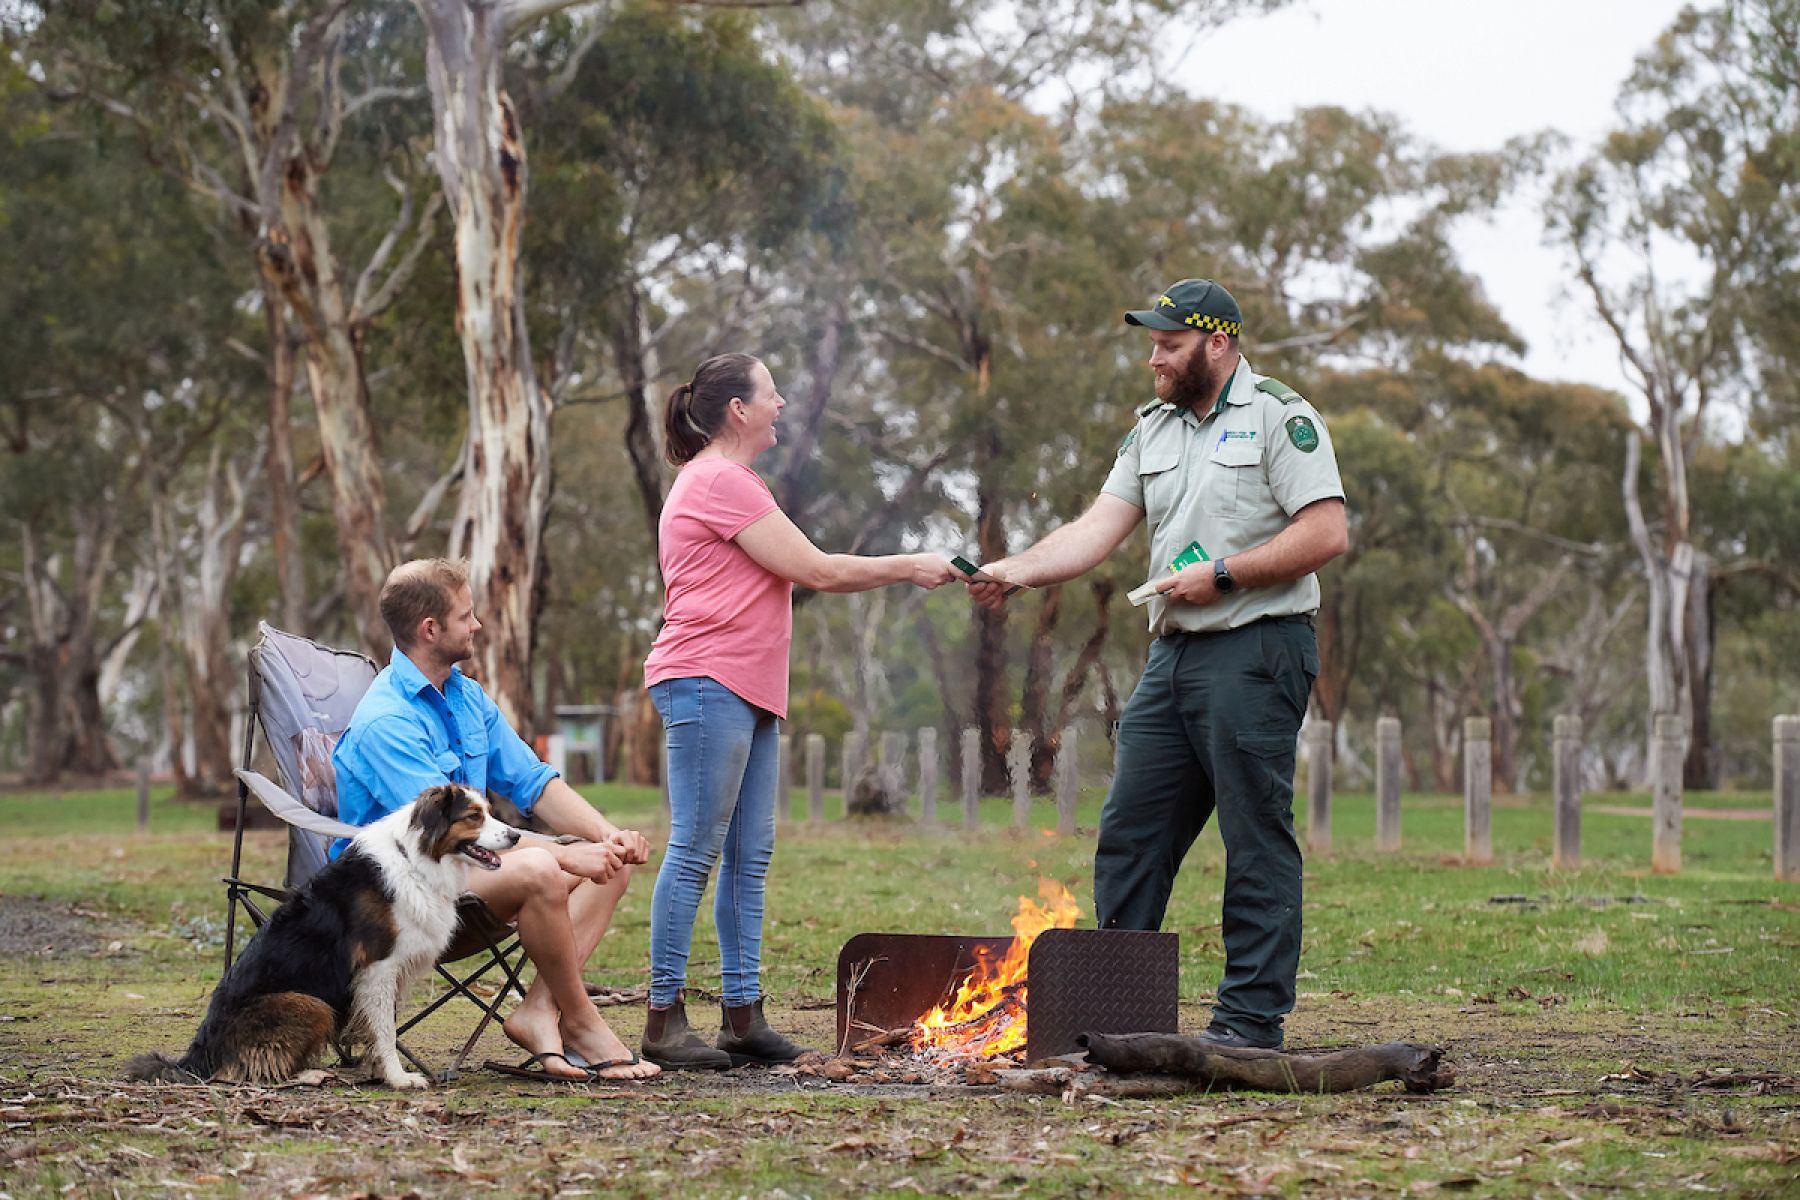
left=383, top=1069, right=431, bottom=1090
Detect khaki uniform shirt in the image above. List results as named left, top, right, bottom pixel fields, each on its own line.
left=1101, top=357, right=1345, bottom=636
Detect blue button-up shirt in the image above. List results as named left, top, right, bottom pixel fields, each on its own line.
left=329, top=649, right=559, bottom=859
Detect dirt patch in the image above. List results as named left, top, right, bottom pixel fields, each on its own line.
left=0, top=895, right=109, bottom=957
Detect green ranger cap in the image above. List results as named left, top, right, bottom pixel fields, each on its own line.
left=1124, top=277, right=1243, bottom=336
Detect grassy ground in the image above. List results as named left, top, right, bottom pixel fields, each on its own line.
left=0, top=781, right=1795, bottom=1198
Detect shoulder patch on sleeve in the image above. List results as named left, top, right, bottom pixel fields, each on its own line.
left=1117, top=427, right=1137, bottom=456
left=1285, top=413, right=1320, bottom=452
left=1255, top=377, right=1303, bottom=405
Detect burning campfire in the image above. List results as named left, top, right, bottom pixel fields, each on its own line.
left=908, top=879, right=1082, bottom=1061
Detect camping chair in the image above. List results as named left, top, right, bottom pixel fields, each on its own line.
left=221, top=622, right=534, bottom=1081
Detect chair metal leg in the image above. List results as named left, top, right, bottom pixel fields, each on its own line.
left=393, top=924, right=534, bottom=1082
left=223, top=697, right=262, bottom=973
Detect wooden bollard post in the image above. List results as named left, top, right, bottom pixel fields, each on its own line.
left=1553, top=715, right=1582, bottom=870
left=1054, top=726, right=1078, bottom=836
left=806, top=733, right=825, bottom=823
left=1652, top=713, right=1683, bottom=874
left=960, top=728, right=981, bottom=829
left=777, top=734, right=793, bottom=824
left=1463, top=717, right=1492, bottom=864
left=136, top=756, right=152, bottom=833
left=1009, top=735, right=1033, bottom=829
left=1775, top=715, right=1799, bottom=883
left=918, top=727, right=939, bottom=825
left=1375, top=716, right=1401, bottom=852
left=1305, top=722, right=1332, bottom=852
left=841, top=731, right=865, bottom=820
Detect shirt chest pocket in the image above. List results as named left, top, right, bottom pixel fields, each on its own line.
left=1204, top=438, right=1264, bottom=517
left=435, top=724, right=489, bottom=788
left=1137, top=445, right=1182, bottom=526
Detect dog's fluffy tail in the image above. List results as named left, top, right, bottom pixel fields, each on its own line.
left=125, top=1051, right=204, bottom=1084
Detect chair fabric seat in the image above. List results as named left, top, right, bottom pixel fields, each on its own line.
left=443, top=896, right=517, bottom=964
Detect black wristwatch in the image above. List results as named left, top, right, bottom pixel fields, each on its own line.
left=1213, top=558, right=1236, bottom=594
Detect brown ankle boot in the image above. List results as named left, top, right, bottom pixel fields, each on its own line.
left=717, top=998, right=814, bottom=1067
left=642, top=995, right=732, bottom=1071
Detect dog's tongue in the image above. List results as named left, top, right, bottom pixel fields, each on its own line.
left=461, top=844, right=503, bottom=871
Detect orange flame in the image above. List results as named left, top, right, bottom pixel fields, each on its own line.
left=910, top=879, right=1082, bottom=1060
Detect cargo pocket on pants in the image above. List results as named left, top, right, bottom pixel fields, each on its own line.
left=1235, top=730, right=1299, bottom=813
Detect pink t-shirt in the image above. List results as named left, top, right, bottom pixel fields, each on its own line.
left=643, top=457, right=793, bottom=717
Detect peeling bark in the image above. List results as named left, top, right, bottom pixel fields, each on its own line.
left=179, top=446, right=255, bottom=796
left=263, top=291, right=305, bottom=631
left=417, top=0, right=567, bottom=733
left=258, top=170, right=395, bottom=657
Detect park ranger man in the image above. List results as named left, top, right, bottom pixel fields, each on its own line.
left=966, top=277, right=1347, bottom=1050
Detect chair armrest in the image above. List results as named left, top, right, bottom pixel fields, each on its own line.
left=234, top=768, right=363, bottom=842
left=235, top=768, right=587, bottom=846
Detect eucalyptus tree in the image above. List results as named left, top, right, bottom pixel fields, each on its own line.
left=763, top=0, right=1294, bottom=789
left=32, top=0, right=441, bottom=656
left=522, top=3, right=842, bottom=553
left=1326, top=360, right=1636, bottom=791
left=410, top=0, right=812, bottom=731
left=0, top=64, right=256, bottom=787
left=1548, top=0, right=1800, bottom=785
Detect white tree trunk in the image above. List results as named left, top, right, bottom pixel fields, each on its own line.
left=1622, top=431, right=1708, bottom=785
left=178, top=445, right=255, bottom=795
left=416, top=0, right=572, bottom=732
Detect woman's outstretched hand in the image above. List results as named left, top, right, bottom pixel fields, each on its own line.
left=909, top=554, right=960, bottom=589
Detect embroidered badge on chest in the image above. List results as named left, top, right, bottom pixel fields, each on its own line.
left=1285, top=415, right=1319, bottom=453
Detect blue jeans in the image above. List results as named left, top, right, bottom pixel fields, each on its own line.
left=647, top=676, right=780, bottom=1008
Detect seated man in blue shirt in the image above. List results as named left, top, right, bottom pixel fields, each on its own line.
left=332, top=558, right=661, bottom=1082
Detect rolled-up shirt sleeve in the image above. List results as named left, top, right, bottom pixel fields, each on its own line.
left=481, top=690, right=559, bottom=814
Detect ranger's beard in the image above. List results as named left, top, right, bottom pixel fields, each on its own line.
left=1164, top=352, right=1227, bottom=411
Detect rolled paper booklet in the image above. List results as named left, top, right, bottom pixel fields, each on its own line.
left=951, top=555, right=1025, bottom=596
left=1128, top=541, right=1210, bottom=606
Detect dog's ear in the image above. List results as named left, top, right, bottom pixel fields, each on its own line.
left=409, top=784, right=464, bottom=850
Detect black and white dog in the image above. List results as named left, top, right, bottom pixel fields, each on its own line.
left=129, top=785, right=519, bottom=1088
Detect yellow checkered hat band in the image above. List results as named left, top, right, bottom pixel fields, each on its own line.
left=1182, top=313, right=1241, bottom=335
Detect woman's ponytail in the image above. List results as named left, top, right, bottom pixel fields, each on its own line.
left=661, top=353, right=763, bottom=466
left=663, top=382, right=705, bottom=464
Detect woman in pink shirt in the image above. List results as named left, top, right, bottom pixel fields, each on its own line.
left=640, top=352, right=956, bottom=1069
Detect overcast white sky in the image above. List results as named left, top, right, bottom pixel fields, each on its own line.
left=1182, top=0, right=1695, bottom=400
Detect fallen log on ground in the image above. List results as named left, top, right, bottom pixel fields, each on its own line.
left=1077, top=1033, right=1454, bottom=1094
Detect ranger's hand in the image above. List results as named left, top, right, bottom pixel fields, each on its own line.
left=964, top=561, right=1019, bottom=611
left=1156, top=563, right=1221, bottom=607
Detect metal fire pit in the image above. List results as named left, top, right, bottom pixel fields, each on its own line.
left=835, top=929, right=1179, bottom=1063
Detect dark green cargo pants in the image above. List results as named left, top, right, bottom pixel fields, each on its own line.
left=1094, top=616, right=1318, bottom=1043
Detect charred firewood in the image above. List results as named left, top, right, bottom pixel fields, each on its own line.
left=1077, top=1033, right=1454, bottom=1094
left=851, top=1027, right=914, bottom=1053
